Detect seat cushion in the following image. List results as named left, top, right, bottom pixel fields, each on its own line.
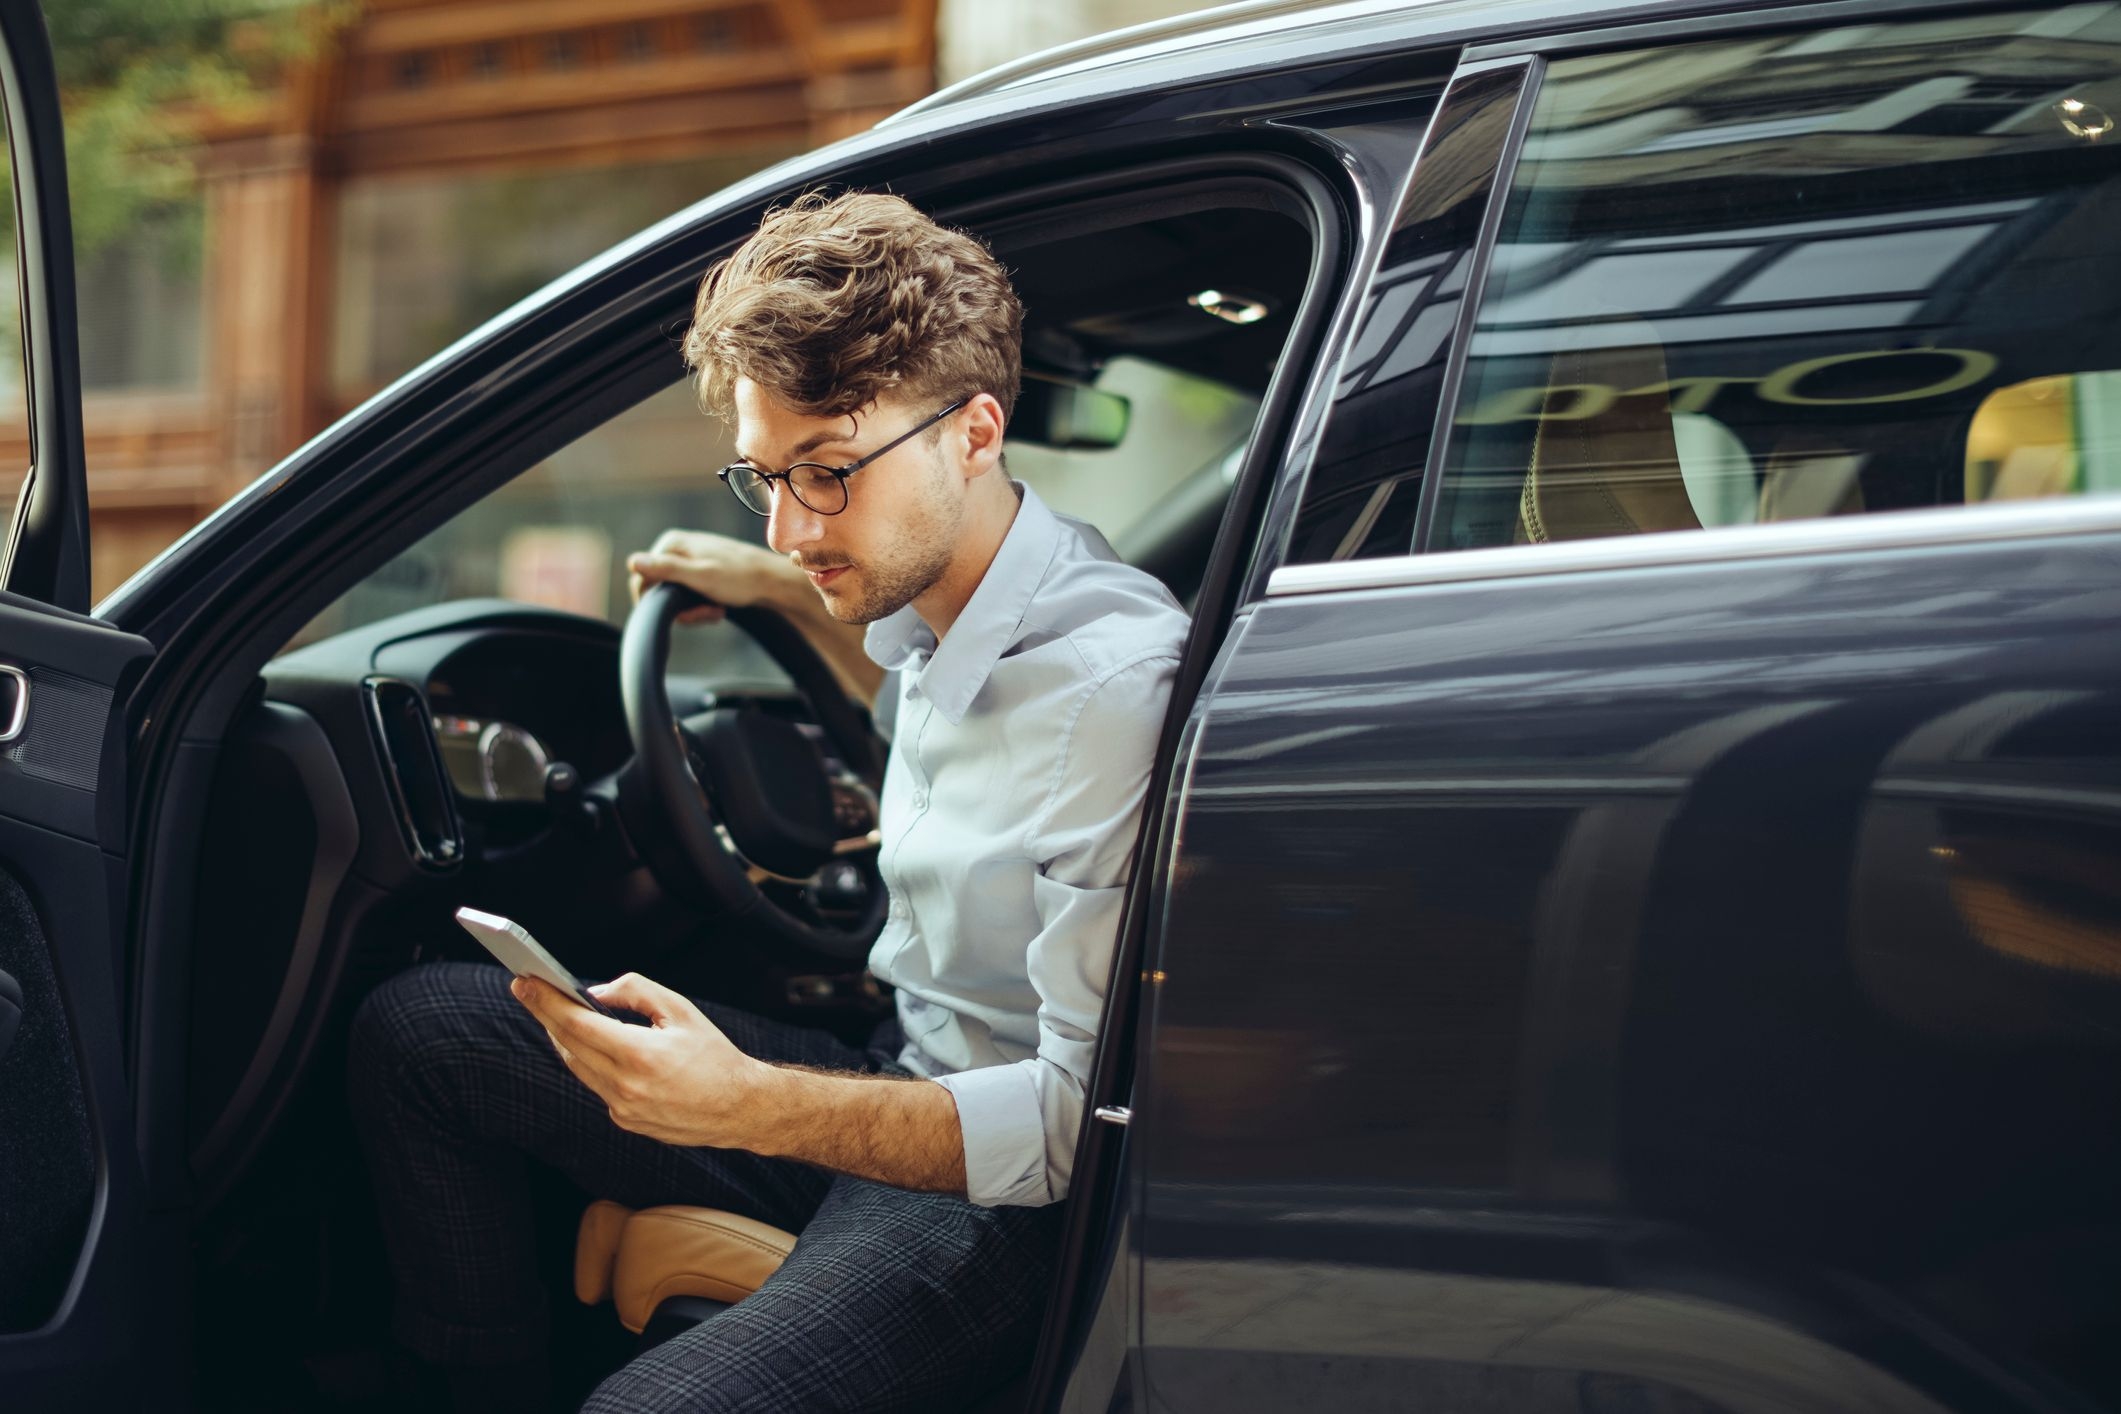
left=574, top=1199, right=799, bottom=1334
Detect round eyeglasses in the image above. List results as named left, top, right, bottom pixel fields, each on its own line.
left=716, top=399, right=968, bottom=517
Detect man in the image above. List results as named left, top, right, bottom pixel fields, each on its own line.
left=347, top=190, right=1188, bottom=1413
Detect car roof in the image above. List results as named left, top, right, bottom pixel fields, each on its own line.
left=886, top=0, right=1776, bottom=124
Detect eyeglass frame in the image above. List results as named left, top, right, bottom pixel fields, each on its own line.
left=715, top=398, right=970, bottom=517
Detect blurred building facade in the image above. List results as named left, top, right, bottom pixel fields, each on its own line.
left=34, top=0, right=1222, bottom=600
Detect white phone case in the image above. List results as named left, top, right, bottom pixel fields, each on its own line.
left=454, top=907, right=615, bottom=1016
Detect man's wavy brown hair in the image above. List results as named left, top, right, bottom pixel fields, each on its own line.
left=682, top=190, right=1023, bottom=428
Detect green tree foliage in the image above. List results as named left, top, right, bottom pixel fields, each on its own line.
left=37, top=0, right=347, bottom=258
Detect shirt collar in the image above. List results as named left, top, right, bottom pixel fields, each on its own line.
left=863, top=481, right=1064, bottom=726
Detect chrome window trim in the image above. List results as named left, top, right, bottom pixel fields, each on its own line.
left=1266, top=497, right=2121, bottom=597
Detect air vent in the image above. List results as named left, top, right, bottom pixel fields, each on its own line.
left=362, top=677, right=464, bottom=870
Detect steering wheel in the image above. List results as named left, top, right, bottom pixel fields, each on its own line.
left=617, top=581, right=888, bottom=960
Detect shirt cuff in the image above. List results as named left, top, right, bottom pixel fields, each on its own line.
left=934, top=1061, right=1050, bottom=1207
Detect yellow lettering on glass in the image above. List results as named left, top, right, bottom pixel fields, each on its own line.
left=1459, top=382, right=1617, bottom=425
left=1757, top=348, right=1998, bottom=406
left=1458, top=346, right=2000, bottom=423
left=1626, top=375, right=1761, bottom=414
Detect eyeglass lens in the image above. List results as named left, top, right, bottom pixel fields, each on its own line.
left=727, top=463, right=848, bottom=517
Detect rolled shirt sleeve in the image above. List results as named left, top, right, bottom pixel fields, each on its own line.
left=935, top=653, right=1176, bottom=1207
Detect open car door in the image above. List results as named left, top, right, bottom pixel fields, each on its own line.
left=0, top=0, right=166, bottom=1405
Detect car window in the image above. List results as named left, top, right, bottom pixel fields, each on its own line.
left=286, top=355, right=1256, bottom=680
left=1008, top=356, right=1256, bottom=540
left=1429, top=7, right=2121, bottom=553
left=1, top=160, right=28, bottom=533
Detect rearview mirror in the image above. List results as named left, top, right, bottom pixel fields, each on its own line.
left=1015, top=372, right=1130, bottom=449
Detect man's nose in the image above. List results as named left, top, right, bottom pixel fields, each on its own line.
left=765, top=485, right=824, bottom=553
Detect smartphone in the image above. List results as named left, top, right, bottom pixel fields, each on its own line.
left=455, top=907, right=625, bottom=1020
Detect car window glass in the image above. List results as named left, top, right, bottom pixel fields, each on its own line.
left=1, top=151, right=28, bottom=534
left=287, top=380, right=792, bottom=681
left=1008, top=356, right=1257, bottom=544
left=1430, top=7, right=2121, bottom=553
left=286, top=355, right=1258, bottom=679
left=1967, top=372, right=2121, bottom=501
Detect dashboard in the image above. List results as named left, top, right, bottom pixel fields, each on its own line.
left=432, top=713, right=552, bottom=804
left=190, top=598, right=854, bottom=1210
left=261, top=597, right=841, bottom=877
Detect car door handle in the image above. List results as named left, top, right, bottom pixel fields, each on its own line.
left=0, top=663, right=27, bottom=744
left=0, top=966, right=21, bottom=1066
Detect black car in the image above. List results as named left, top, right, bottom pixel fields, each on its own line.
left=7, top=0, right=2121, bottom=1408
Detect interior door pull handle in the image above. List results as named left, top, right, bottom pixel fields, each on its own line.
left=1093, top=1105, right=1131, bottom=1127
left=0, top=664, right=26, bottom=744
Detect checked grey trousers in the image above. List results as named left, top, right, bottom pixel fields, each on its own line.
left=346, top=961, right=1064, bottom=1413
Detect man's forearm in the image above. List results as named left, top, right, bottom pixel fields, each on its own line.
left=739, top=1064, right=967, bottom=1195
left=761, top=564, right=886, bottom=707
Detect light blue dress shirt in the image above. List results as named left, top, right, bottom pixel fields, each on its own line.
left=863, top=481, right=1188, bottom=1207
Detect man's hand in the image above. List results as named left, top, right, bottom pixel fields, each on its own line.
left=625, top=528, right=883, bottom=705
left=508, top=970, right=968, bottom=1194
left=512, top=972, right=767, bottom=1148
left=627, top=529, right=795, bottom=626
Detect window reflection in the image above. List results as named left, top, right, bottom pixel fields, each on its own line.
left=1430, top=7, right=2121, bottom=551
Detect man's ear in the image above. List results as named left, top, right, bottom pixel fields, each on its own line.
left=958, top=393, right=1008, bottom=482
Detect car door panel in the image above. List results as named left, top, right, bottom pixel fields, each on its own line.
left=1142, top=525, right=2121, bottom=1411
left=0, top=859, right=94, bottom=1336
left=1038, top=72, right=1481, bottom=1413
left=1, top=591, right=149, bottom=838
left=0, top=597, right=158, bottom=1396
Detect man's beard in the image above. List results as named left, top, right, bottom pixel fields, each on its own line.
left=824, top=535, right=953, bottom=625
left=808, top=460, right=962, bottom=625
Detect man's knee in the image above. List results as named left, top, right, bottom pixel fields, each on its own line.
left=580, top=1354, right=744, bottom=1414
left=347, top=961, right=519, bottom=1114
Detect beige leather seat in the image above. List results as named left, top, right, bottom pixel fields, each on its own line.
left=1515, top=338, right=1699, bottom=543
left=1512, top=337, right=1864, bottom=542
left=573, top=1199, right=797, bottom=1335
left=574, top=1200, right=1034, bottom=1410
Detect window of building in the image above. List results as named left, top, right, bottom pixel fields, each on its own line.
left=2, top=196, right=200, bottom=523
left=75, top=201, right=206, bottom=392
left=330, top=153, right=798, bottom=402
left=1429, top=7, right=2121, bottom=553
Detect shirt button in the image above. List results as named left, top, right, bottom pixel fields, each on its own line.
left=912, top=790, right=928, bottom=809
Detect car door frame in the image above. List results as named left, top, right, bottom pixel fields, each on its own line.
left=0, top=0, right=170, bottom=1405
left=1025, top=64, right=1508, bottom=1411
left=0, top=0, right=86, bottom=609
left=992, top=151, right=1358, bottom=1410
